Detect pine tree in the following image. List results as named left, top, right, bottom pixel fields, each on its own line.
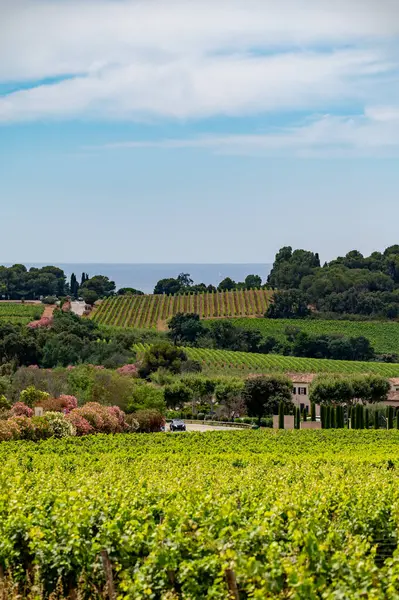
left=278, top=402, right=285, bottom=429
left=311, top=403, right=316, bottom=422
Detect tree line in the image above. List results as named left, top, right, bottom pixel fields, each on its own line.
left=167, top=313, right=388, bottom=362
left=153, top=272, right=264, bottom=295
left=267, top=245, right=399, bottom=319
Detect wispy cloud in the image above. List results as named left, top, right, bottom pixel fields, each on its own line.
left=95, top=108, right=399, bottom=157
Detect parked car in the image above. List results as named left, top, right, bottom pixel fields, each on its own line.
left=170, top=419, right=186, bottom=432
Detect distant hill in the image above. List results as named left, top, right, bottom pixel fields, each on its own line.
left=90, top=289, right=273, bottom=329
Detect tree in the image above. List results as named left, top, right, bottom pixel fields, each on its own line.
left=244, top=274, right=262, bottom=289
left=218, top=277, right=236, bottom=292
left=138, top=343, right=188, bottom=379
left=266, top=290, right=310, bottom=319
left=81, top=288, right=98, bottom=305
left=81, top=275, right=115, bottom=298
left=117, top=287, right=144, bottom=296
left=164, top=382, right=193, bottom=409
left=70, top=273, right=79, bottom=298
left=168, top=313, right=206, bottom=346
left=153, top=278, right=182, bottom=296
left=177, top=273, right=194, bottom=288
left=309, top=375, right=354, bottom=406
left=214, top=378, right=245, bottom=417
left=242, top=375, right=293, bottom=424
left=267, top=247, right=320, bottom=289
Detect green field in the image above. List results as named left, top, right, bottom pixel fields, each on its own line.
left=209, top=317, right=399, bottom=355
left=3, top=430, right=399, bottom=598
left=0, top=302, right=43, bottom=324
left=135, top=343, right=399, bottom=376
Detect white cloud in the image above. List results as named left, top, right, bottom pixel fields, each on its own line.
left=0, top=0, right=398, bottom=123
left=96, top=109, right=399, bottom=157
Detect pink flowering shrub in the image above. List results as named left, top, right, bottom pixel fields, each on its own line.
left=117, top=364, right=138, bottom=376
left=11, top=402, right=33, bottom=418
left=68, top=403, right=126, bottom=434
left=66, top=413, right=93, bottom=436
left=58, top=395, right=78, bottom=412
left=0, top=420, right=18, bottom=441
left=10, top=416, right=36, bottom=440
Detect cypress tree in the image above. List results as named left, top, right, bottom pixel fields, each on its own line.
left=311, top=403, right=316, bottom=422
left=365, top=407, right=369, bottom=430
left=320, top=404, right=325, bottom=429
left=374, top=409, right=379, bottom=429
left=278, top=402, right=284, bottom=429
left=351, top=407, right=356, bottom=429
left=302, top=408, right=307, bottom=422
left=325, top=406, right=331, bottom=430
left=295, top=407, right=301, bottom=430
left=331, top=407, right=336, bottom=429
left=357, top=404, right=364, bottom=429
left=388, top=406, right=394, bottom=430
left=396, top=410, right=399, bottom=430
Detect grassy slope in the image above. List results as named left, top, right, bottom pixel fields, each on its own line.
left=203, top=317, right=399, bottom=355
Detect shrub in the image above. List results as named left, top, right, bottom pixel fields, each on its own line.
left=20, top=386, right=50, bottom=408
left=11, top=402, right=33, bottom=417
left=0, top=395, right=10, bottom=410
left=117, top=364, right=138, bottom=376
left=131, top=409, right=164, bottom=433
left=0, top=420, right=18, bottom=442
left=108, top=406, right=128, bottom=431
left=69, top=403, right=123, bottom=434
left=31, top=417, right=52, bottom=440
left=125, top=414, right=140, bottom=432
left=37, top=395, right=78, bottom=413
left=66, top=413, right=93, bottom=436
left=11, top=416, right=36, bottom=440
left=42, top=296, right=58, bottom=304
left=43, top=412, right=76, bottom=438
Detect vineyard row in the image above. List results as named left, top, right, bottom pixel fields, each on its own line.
left=134, top=343, right=399, bottom=377
left=91, top=289, right=273, bottom=329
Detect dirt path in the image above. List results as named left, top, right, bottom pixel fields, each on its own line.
left=179, top=423, right=244, bottom=432
left=42, top=304, right=56, bottom=318
left=70, top=301, right=86, bottom=316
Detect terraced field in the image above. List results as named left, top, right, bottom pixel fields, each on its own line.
left=91, top=289, right=273, bottom=329
left=135, top=343, right=399, bottom=376
left=0, top=302, right=44, bottom=324
left=220, top=317, right=399, bottom=355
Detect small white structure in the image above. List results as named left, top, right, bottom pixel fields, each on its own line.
left=34, top=407, right=43, bottom=417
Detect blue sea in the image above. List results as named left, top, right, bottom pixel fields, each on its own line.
left=10, top=264, right=272, bottom=294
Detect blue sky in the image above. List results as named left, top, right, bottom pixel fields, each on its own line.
left=1, top=0, right=399, bottom=264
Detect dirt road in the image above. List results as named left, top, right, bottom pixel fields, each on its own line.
left=178, top=423, right=244, bottom=432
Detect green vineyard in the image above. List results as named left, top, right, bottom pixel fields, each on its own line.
left=135, top=343, right=399, bottom=376
left=0, top=302, right=43, bottom=324
left=91, top=289, right=273, bottom=329
left=222, top=317, right=399, bottom=355
left=4, top=431, right=399, bottom=597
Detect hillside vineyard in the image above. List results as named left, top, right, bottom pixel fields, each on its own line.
left=91, top=289, right=273, bottom=328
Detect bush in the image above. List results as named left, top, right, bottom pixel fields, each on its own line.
left=42, top=296, right=58, bottom=304
left=69, top=403, right=124, bottom=434
left=31, top=417, right=52, bottom=440
left=20, top=386, right=50, bottom=408
left=0, top=395, right=10, bottom=410
left=0, top=420, right=19, bottom=441
left=43, top=411, right=76, bottom=438
left=11, top=402, right=33, bottom=417
left=197, top=413, right=205, bottom=420
left=125, top=414, right=140, bottom=432
left=66, top=412, right=93, bottom=436
left=127, top=382, right=165, bottom=414
left=11, top=416, right=36, bottom=440
left=131, top=409, right=164, bottom=433
left=37, top=394, right=78, bottom=413
left=117, top=364, right=138, bottom=377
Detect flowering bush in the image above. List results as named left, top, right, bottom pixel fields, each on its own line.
left=68, top=403, right=127, bottom=434
left=43, top=412, right=76, bottom=438
left=11, top=402, right=33, bottom=417
left=11, top=416, right=36, bottom=440
left=131, top=409, right=164, bottom=433
left=66, top=413, right=93, bottom=436
left=20, top=386, right=50, bottom=408
left=125, top=414, right=140, bottom=432
left=31, top=417, right=52, bottom=440
left=0, top=395, right=10, bottom=410
left=117, top=364, right=138, bottom=376
left=0, top=420, right=18, bottom=442
left=37, top=395, right=78, bottom=414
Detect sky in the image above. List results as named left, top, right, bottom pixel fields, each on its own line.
left=1, top=0, right=399, bottom=264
